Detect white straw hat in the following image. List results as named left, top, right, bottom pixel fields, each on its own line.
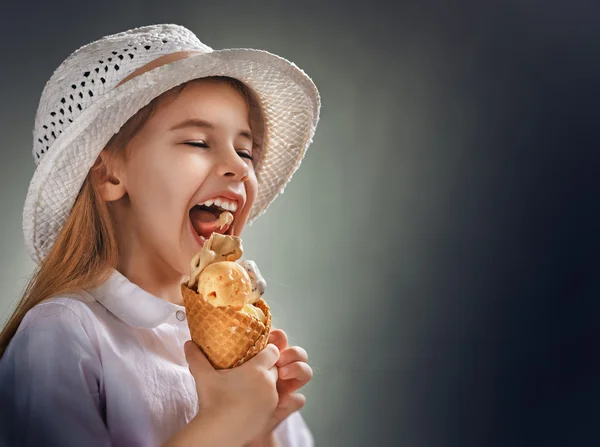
left=23, top=24, right=320, bottom=264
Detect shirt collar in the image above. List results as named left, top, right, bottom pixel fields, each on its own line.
left=86, top=269, right=186, bottom=329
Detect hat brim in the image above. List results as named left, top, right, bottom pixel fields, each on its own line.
left=23, top=49, right=320, bottom=264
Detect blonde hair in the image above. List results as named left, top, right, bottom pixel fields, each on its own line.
left=0, top=76, right=265, bottom=357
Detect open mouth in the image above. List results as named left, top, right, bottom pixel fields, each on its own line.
left=189, top=200, right=236, bottom=243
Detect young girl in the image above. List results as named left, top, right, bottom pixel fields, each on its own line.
left=0, top=24, right=320, bottom=446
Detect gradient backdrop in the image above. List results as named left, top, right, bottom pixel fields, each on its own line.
left=1, top=1, right=600, bottom=446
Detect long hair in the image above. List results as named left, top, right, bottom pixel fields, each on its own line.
left=0, top=76, right=265, bottom=357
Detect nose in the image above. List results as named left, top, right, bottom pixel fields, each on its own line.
left=217, top=145, right=250, bottom=181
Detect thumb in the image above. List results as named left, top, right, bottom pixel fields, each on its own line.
left=184, top=340, right=214, bottom=377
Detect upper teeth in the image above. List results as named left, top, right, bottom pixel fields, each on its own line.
left=198, top=197, right=238, bottom=212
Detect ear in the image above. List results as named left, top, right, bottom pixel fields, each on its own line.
left=91, top=150, right=127, bottom=202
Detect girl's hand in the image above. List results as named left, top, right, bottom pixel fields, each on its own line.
left=270, top=329, right=312, bottom=395
left=184, top=340, right=280, bottom=443
left=264, top=328, right=313, bottom=434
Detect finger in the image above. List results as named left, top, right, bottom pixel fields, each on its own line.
left=277, top=392, right=306, bottom=414
left=277, top=378, right=308, bottom=395
left=184, top=340, right=214, bottom=377
left=266, top=393, right=306, bottom=433
left=268, top=328, right=288, bottom=352
left=246, top=343, right=280, bottom=369
left=279, top=361, right=313, bottom=382
left=277, top=364, right=313, bottom=395
left=276, top=346, right=308, bottom=367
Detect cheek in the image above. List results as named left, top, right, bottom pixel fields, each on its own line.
left=125, top=151, right=206, bottom=230
left=128, top=159, right=178, bottom=212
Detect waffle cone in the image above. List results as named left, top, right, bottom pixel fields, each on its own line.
left=181, top=284, right=272, bottom=370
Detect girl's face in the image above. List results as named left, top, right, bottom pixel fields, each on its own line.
left=106, top=79, right=259, bottom=279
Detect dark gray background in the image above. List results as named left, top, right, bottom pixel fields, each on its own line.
left=1, top=0, right=599, bottom=446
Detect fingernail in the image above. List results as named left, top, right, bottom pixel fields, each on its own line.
left=280, top=366, right=290, bottom=378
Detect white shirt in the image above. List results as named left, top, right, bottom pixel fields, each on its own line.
left=0, top=269, right=313, bottom=446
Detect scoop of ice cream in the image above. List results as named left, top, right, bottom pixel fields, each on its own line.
left=241, top=303, right=266, bottom=323
left=238, top=259, right=267, bottom=304
left=197, top=262, right=251, bottom=310
left=186, top=224, right=267, bottom=324
left=188, top=224, right=243, bottom=290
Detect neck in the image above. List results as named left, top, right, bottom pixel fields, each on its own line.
left=112, top=208, right=185, bottom=306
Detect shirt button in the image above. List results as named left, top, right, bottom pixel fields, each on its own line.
left=176, top=310, right=186, bottom=321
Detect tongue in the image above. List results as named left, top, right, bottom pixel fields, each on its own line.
left=190, top=208, right=224, bottom=238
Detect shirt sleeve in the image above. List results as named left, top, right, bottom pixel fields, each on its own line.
left=274, top=411, right=314, bottom=447
left=0, top=301, right=111, bottom=447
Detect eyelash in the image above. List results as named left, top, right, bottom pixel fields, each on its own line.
left=186, top=141, right=253, bottom=161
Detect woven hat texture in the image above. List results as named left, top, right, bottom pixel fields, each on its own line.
left=23, top=24, right=320, bottom=263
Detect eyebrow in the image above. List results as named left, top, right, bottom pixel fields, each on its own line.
left=170, top=118, right=253, bottom=142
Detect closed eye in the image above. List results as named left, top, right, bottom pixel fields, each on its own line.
left=186, top=141, right=253, bottom=161
left=186, top=141, right=209, bottom=148
left=237, top=152, right=253, bottom=161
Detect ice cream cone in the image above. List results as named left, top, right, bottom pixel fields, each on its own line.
left=182, top=218, right=271, bottom=369
left=181, top=284, right=271, bottom=369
